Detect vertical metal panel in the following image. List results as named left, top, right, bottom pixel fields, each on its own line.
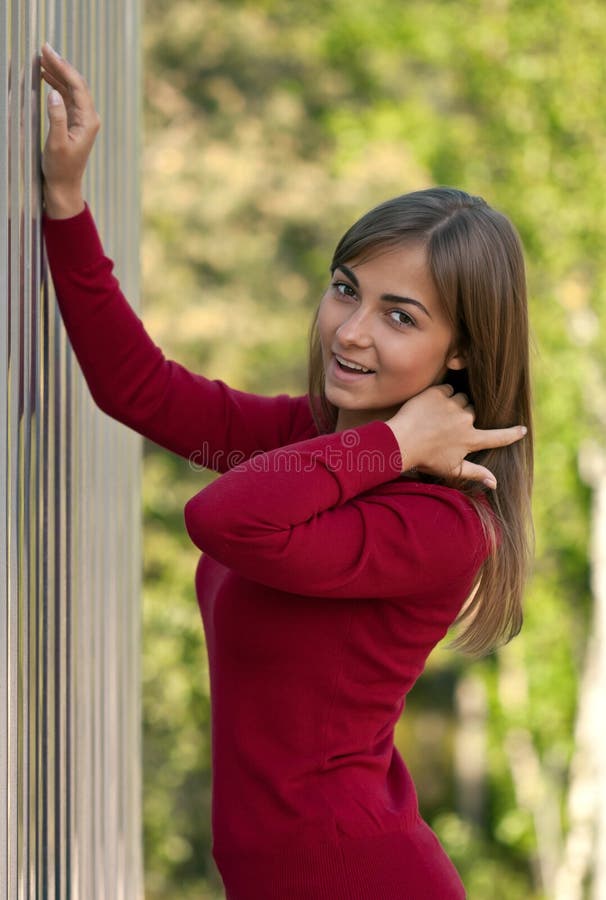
left=1, top=0, right=143, bottom=897
left=0, top=2, right=10, bottom=896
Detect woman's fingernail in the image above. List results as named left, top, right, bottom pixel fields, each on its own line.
left=46, top=42, right=62, bottom=59
left=49, top=90, right=62, bottom=106
left=520, top=426, right=527, bottom=435
left=484, top=477, right=497, bottom=490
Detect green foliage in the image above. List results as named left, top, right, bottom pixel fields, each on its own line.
left=141, top=1, right=605, bottom=896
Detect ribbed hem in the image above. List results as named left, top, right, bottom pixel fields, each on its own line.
left=350, top=419, right=404, bottom=489
left=42, top=202, right=106, bottom=270
left=215, top=818, right=466, bottom=900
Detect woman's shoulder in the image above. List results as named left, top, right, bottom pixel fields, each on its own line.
left=368, top=477, right=495, bottom=557
left=282, top=393, right=318, bottom=443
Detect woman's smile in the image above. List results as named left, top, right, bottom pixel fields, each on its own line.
left=330, top=353, right=377, bottom=381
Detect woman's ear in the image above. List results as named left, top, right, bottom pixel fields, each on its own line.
left=446, top=349, right=467, bottom=371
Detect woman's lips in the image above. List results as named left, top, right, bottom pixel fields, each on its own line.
left=328, top=355, right=376, bottom=383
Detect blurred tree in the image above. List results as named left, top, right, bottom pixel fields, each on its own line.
left=140, top=1, right=605, bottom=897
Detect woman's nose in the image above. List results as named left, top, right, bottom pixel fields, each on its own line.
left=336, top=308, right=373, bottom=346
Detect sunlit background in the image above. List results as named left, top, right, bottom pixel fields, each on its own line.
left=139, top=2, right=606, bottom=898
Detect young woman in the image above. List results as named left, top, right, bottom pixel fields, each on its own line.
left=40, top=43, right=532, bottom=900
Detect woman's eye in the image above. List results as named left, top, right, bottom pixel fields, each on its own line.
left=390, top=309, right=415, bottom=328
left=332, top=281, right=356, bottom=298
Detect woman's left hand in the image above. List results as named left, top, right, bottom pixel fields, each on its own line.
left=384, top=384, right=527, bottom=489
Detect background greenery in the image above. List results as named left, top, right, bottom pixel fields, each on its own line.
left=139, top=1, right=605, bottom=897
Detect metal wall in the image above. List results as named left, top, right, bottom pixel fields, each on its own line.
left=0, top=1, right=143, bottom=898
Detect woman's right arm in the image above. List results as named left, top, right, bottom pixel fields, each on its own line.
left=40, top=45, right=307, bottom=468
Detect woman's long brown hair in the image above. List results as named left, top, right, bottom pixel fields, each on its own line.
left=307, top=188, right=534, bottom=657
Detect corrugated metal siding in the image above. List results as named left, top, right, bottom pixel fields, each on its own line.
left=0, top=1, right=143, bottom=898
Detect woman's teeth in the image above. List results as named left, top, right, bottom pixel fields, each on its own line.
left=335, top=355, right=375, bottom=374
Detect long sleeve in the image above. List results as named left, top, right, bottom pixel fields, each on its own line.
left=183, top=418, right=488, bottom=600
left=42, top=204, right=315, bottom=468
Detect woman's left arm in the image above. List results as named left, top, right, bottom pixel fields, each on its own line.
left=183, top=418, right=489, bottom=600
left=184, top=384, right=527, bottom=599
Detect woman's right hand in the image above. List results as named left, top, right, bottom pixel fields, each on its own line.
left=40, top=43, right=100, bottom=218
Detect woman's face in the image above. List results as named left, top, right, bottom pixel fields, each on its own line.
left=317, top=242, right=466, bottom=432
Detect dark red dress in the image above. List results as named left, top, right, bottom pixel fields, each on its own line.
left=44, top=205, right=488, bottom=898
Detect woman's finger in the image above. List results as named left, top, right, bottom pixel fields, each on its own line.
left=438, top=383, right=455, bottom=397
left=40, top=44, right=92, bottom=104
left=452, top=392, right=469, bottom=407
left=40, top=45, right=76, bottom=87
left=45, top=89, right=69, bottom=145
left=41, top=68, right=69, bottom=96
left=472, top=425, right=527, bottom=451
left=459, top=460, right=498, bottom=489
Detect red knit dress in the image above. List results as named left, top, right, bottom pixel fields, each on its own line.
left=43, top=205, right=491, bottom=899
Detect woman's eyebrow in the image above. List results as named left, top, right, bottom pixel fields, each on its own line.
left=333, top=264, right=433, bottom=320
